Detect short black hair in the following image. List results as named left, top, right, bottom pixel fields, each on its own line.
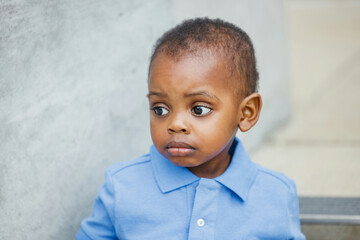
left=149, top=17, right=259, bottom=97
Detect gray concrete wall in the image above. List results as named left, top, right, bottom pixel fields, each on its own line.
left=0, top=0, right=289, bottom=239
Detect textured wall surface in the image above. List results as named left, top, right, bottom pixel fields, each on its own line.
left=0, top=0, right=288, bottom=239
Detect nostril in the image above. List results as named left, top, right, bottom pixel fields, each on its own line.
left=168, top=128, right=175, bottom=133
left=168, top=127, right=189, bottom=134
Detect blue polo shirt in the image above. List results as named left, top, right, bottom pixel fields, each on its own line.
left=77, top=138, right=305, bottom=239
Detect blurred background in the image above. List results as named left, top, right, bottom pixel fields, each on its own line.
left=252, top=1, right=360, bottom=238
left=0, top=0, right=359, bottom=239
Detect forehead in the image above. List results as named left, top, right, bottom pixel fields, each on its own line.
left=148, top=52, right=234, bottom=94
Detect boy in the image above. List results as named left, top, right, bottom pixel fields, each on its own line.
left=77, top=18, right=305, bottom=239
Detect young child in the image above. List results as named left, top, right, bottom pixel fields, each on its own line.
left=77, top=18, right=305, bottom=240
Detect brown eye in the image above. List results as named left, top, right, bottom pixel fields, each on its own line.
left=153, top=106, right=169, bottom=116
left=192, top=106, right=211, bottom=116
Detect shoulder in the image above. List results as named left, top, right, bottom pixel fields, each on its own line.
left=103, top=153, right=162, bottom=199
left=105, top=153, right=152, bottom=178
left=250, top=164, right=300, bottom=215
left=254, top=163, right=297, bottom=192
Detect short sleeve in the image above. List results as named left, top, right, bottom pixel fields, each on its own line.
left=76, top=170, right=118, bottom=240
left=287, top=181, right=306, bottom=240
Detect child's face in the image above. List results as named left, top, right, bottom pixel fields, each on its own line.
left=148, top=52, right=242, bottom=178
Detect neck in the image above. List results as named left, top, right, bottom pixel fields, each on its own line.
left=187, top=150, right=232, bottom=179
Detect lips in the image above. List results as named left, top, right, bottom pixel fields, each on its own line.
left=166, top=141, right=195, bottom=157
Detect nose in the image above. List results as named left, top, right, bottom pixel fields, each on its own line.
left=168, top=113, right=190, bottom=134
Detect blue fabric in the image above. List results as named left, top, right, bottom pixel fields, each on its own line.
left=77, top=138, right=305, bottom=240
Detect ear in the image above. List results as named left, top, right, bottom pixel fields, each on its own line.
left=238, top=93, right=262, bottom=132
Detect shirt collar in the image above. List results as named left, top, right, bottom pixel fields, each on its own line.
left=150, top=137, right=258, bottom=201
left=215, top=137, right=258, bottom=202
left=150, top=145, right=199, bottom=193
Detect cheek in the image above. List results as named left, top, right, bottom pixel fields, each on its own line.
left=193, top=119, right=236, bottom=147
left=198, top=111, right=238, bottom=133
left=150, top=118, right=166, bottom=143
left=150, top=119, right=158, bottom=135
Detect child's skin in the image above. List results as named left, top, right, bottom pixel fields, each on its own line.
left=77, top=18, right=305, bottom=240
left=147, top=50, right=262, bottom=178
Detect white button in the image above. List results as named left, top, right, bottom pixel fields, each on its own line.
left=197, top=218, right=205, bottom=227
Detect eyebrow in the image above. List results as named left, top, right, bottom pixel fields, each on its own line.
left=185, top=91, right=220, bottom=101
left=147, top=91, right=167, bottom=98
left=147, top=90, right=220, bottom=101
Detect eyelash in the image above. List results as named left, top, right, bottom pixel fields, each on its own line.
left=151, top=104, right=212, bottom=117
left=151, top=106, right=169, bottom=116
left=191, top=105, right=212, bottom=116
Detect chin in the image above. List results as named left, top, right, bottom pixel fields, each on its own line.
left=168, top=157, right=202, bottom=168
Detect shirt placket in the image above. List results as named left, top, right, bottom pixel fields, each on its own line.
left=188, top=178, right=220, bottom=240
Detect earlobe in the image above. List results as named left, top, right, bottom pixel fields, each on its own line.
left=238, top=93, right=262, bottom=132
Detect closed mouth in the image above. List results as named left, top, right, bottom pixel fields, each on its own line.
left=166, top=141, right=195, bottom=156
